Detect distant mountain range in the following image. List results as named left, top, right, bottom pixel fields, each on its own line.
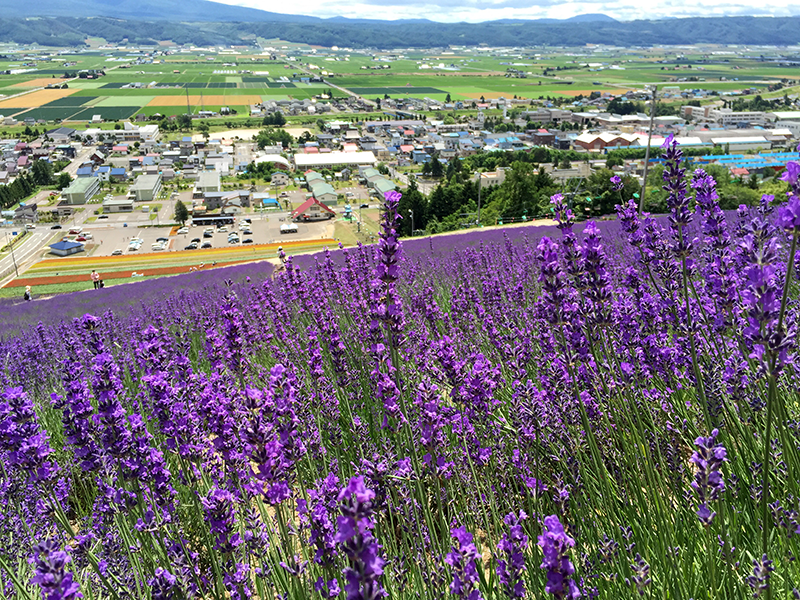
left=0, top=2, right=796, bottom=49
left=0, top=0, right=620, bottom=25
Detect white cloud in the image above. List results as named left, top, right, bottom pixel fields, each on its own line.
left=213, top=0, right=800, bottom=22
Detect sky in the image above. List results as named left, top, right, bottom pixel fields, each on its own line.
left=212, top=0, right=799, bottom=23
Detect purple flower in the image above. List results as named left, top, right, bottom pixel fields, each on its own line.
left=496, top=511, right=528, bottom=598
left=445, top=526, right=483, bottom=600
left=201, top=488, right=241, bottom=553
left=148, top=568, right=179, bottom=600
left=30, top=539, right=83, bottom=600
left=777, top=193, right=800, bottom=233
left=690, top=429, right=727, bottom=525
left=610, top=175, right=623, bottom=192
left=336, top=476, right=386, bottom=600
left=538, top=515, right=580, bottom=599
left=780, top=161, right=800, bottom=188
left=746, top=554, right=774, bottom=598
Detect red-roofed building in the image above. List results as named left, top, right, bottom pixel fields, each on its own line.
left=291, top=197, right=336, bottom=221
left=305, top=146, right=320, bottom=154
left=730, top=167, right=750, bottom=178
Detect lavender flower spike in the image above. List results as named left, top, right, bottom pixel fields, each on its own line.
left=31, top=539, right=83, bottom=600
left=690, top=429, right=727, bottom=525
left=445, top=526, right=483, bottom=600
left=538, top=515, right=580, bottom=599
left=610, top=175, right=623, bottom=192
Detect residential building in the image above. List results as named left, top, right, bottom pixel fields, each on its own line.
left=196, top=170, right=221, bottom=195
left=271, top=171, right=290, bottom=186
left=292, top=197, right=336, bottom=221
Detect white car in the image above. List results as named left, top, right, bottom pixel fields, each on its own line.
left=177, top=227, right=189, bottom=235
left=111, top=249, right=122, bottom=256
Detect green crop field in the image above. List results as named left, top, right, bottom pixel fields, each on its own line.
left=0, top=44, right=796, bottom=126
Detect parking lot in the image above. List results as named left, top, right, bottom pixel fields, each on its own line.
left=62, top=209, right=335, bottom=258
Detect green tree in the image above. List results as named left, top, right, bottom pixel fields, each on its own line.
left=397, top=178, right=427, bottom=237
left=429, top=155, right=444, bottom=178
left=57, top=172, right=72, bottom=190
left=496, top=161, right=540, bottom=219
left=197, top=121, right=210, bottom=140
left=31, top=160, right=54, bottom=186
left=586, top=168, right=640, bottom=216
left=173, top=199, right=189, bottom=225
left=177, top=114, right=193, bottom=131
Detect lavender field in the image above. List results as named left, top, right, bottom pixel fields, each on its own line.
left=1, top=139, right=800, bottom=600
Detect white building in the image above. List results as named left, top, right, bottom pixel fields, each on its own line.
left=707, top=109, right=768, bottom=126
left=294, top=151, right=377, bottom=171
left=83, top=122, right=160, bottom=143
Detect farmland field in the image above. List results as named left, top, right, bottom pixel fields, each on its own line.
left=0, top=45, right=795, bottom=123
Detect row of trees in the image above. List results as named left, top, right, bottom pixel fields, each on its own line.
left=0, top=173, right=37, bottom=210
left=396, top=152, right=785, bottom=236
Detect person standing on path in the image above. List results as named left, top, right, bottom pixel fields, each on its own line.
left=90, top=270, right=100, bottom=289
left=23, top=286, right=31, bottom=301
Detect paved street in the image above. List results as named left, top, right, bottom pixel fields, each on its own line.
left=0, top=229, right=54, bottom=281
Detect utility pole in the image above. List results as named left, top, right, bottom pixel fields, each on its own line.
left=476, top=170, right=482, bottom=226
left=639, top=84, right=658, bottom=214
left=409, top=209, right=414, bottom=237
left=5, top=231, right=18, bottom=278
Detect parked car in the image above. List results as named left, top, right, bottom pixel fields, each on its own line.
left=203, top=232, right=213, bottom=238
left=51, top=224, right=62, bottom=229
left=69, top=227, right=82, bottom=234
left=218, top=226, right=228, bottom=232
left=111, top=249, right=122, bottom=256
left=184, top=243, right=198, bottom=250
left=201, top=242, right=212, bottom=249
left=360, top=203, right=369, bottom=209
left=242, top=238, right=253, bottom=244
left=98, top=215, right=108, bottom=219
left=156, top=237, right=168, bottom=243
left=76, top=236, right=87, bottom=242
left=177, top=227, right=189, bottom=235
left=191, top=238, right=201, bottom=244
left=228, top=238, right=239, bottom=244
left=241, top=229, right=252, bottom=235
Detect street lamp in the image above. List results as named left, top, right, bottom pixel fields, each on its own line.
left=408, top=209, right=414, bottom=237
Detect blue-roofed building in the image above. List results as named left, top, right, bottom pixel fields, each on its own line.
left=412, top=150, right=431, bottom=164
left=110, top=168, right=127, bottom=182
left=49, top=240, right=84, bottom=256
left=95, top=166, right=111, bottom=180
left=76, top=166, right=93, bottom=178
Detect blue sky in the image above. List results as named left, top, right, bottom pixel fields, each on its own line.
left=213, top=0, right=798, bottom=23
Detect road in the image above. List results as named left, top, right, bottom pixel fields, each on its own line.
left=392, top=168, right=437, bottom=196
left=0, top=229, right=54, bottom=282
left=288, top=61, right=377, bottom=108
